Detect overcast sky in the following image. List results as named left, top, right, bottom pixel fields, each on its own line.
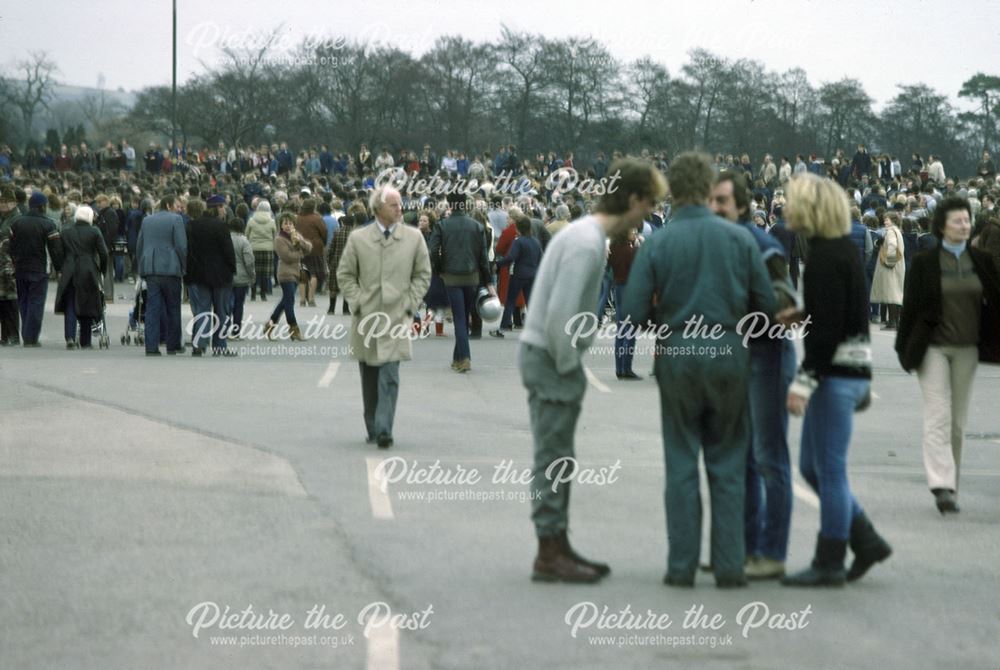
left=2, top=0, right=998, bottom=109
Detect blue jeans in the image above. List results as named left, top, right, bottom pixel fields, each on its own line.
left=446, top=285, right=476, bottom=362
left=269, top=281, right=298, bottom=326
left=15, top=271, right=48, bottom=344
left=145, top=275, right=182, bottom=352
left=613, top=283, right=636, bottom=375
left=595, top=270, right=612, bottom=318
left=500, top=276, right=533, bottom=330
left=745, top=339, right=796, bottom=560
left=798, top=376, right=869, bottom=540
left=188, top=283, right=232, bottom=352
left=230, top=286, right=248, bottom=335
left=62, top=284, right=93, bottom=347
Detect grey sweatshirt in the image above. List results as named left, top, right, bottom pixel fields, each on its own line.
left=520, top=215, right=607, bottom=374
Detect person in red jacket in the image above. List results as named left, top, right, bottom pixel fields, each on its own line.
left=495, top=209, right=526, bottom=329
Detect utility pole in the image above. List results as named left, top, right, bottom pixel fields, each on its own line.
left=171, top=0, right=177, bottom=156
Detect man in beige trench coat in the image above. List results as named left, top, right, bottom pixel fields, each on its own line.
left=337, top=186, right=432, bottom=448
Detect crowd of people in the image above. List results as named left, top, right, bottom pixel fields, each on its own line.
left=2, top=138, right=999, bottom=588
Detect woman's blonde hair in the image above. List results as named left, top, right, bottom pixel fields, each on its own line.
left=785, top=174, right=851, bottom=239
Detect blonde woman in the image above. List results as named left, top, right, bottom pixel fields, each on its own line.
left=871, top=211, right=905, bottom=329
left=783, top=174, right=891, bottom=587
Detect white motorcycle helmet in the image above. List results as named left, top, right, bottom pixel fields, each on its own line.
left=476, top=287, right=503, bottom=323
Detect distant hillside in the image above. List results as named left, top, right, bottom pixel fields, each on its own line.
left=49, top=82, right=137, bottom=108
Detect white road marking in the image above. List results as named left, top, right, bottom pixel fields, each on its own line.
left=793, top=477, right=820, bottom=509
left=870, top=391, right=880, bottom=400
left=583, top=366, right=611, bottom=393
left=366, top=622, right=400, bottom=670
left=366, top=457, right=395, bottom=520
left=81, top=368, right=97, bottom=374
left=317, top=362, right=340, bottom=388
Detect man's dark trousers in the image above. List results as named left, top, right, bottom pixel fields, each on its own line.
left=145, top=275, right=182, bottom=353
left=657, top=345, right=750, bottom=583
left=15, top=271, right=48, bottom=344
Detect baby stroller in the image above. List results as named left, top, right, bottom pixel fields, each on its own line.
left=89, top=287, right=111, bottom=349
left=121, top=277, right=146, bottom=346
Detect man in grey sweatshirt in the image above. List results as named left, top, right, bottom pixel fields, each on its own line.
left=521, top=158, right=667, bottom=583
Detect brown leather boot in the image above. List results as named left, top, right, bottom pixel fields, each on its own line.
left=264, top=321, right=277, bottom=340
left=558, top=530, right=611, bottom=577
left=532, top=536, right=601, bottom=583
left=289, top=325, right=305, bottom=341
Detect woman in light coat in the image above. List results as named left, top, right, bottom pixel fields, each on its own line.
left=870, top=211, right=905, bottom=329
left=229, top=217, right=255, bottom=338
left=245, top=200, right=277, bottom=300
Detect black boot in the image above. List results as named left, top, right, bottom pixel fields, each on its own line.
left=532, top=535, right=601, bottom=583
left=932, top=488, right=960, bottom=514
left=781, top=534, right=847, bottom=587
left=846, top=513, right=892, bottom=582
left=557, top=530, right=610, bottom=577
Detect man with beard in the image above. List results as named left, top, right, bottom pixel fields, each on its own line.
left=710, top=172, right=797, bottom=581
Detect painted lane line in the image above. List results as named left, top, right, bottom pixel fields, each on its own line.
left=366, top=623, right=400, bottom=670
left=583, top=366, right=611, bottom=393
left=366, top=457, right=395, bottom=520
left=317, top=362, right=340, bottom=388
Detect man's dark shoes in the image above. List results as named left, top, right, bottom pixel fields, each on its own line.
left=376, top=433, right=393, bottom=449
left=716, top=576, right=748, bottom=589
left=847, top=512, right=892, bottom=581
left=932, top=488, right=960, bottom=514
left=663, top=574, right=695, bottom=587
left=532, top=536, right=601, bottom=583
left=191, top=347, right=204, bottom=357
left=145, top=350, right=162, bottom=356
left=557, top=530, right=610, bottom=577
left=782, top=534, right=847, bottom=587
left=616, top=371, right=641, bottom=380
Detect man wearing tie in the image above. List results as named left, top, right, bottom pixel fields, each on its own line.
left=337, top=186, right=432, bottom=448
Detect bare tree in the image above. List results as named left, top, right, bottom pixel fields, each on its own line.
left=81, top=87, right=127, bottom=139
left=496, top=26, right=549, bottom=150
left=0, top=51, right=60, bottom=139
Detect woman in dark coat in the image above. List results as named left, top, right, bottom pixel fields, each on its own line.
left=55, top=205, right=109, bottom=349
left=417, top=209, right=449, bottom=335
left=895, top=196, right=1000, bottom=514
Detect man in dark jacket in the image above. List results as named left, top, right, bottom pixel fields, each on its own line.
left=94, top=194, right=119, bottom=302
left=9, top=192, right=63, bottom=346
left=0, top=187, right=22, bottom=344
left=186, top=195, right=236, bottom=356
left=977, top=150, right=995, bottom=179
left=851, top=144, right=872, bottom=181
left=429, top=191, right=496, bottom=372
left=137, top=195, right=187, bottom=355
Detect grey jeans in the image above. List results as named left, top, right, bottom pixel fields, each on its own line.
left=360, top=361, right=400, bottom=439
left=519, top=343, right=586, bottom=538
